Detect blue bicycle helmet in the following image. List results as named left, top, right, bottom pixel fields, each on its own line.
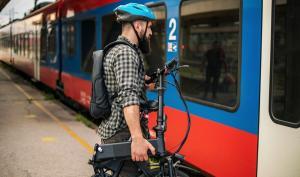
left=114, top=3, right=156, bottom=22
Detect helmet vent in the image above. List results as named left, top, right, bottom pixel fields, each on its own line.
left=133, top=6, right=143, bottom=11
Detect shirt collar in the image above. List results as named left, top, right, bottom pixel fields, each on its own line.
left=118, top=35, right=138, bottom=49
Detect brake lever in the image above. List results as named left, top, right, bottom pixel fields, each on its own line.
left=145, top=71, right=158, bottom=84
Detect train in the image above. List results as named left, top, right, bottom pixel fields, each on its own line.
left=0, top=0, right=299, bottom=176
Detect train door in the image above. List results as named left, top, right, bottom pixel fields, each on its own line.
left=162, top=0, right=262, bottom=176
left=39, top=12, right=60, bottom=89
left=80, top=18, right=95, bottom=73
left=258, top=0, right=300, bottom=176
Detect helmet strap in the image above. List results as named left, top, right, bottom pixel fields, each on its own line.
left=143, top=21, right=149, bottom=39
left=131, top=21, right=149, bottom=44
left=131, top=22, right=141, bottom=43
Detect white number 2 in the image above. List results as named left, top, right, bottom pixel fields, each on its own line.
left=168, top=18, right=177, bottom=41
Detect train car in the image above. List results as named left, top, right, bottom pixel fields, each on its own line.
left=0, top=0, right=299, bottom=176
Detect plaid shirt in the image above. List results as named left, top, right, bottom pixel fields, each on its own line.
left=98, top=36, right=147, bottom=139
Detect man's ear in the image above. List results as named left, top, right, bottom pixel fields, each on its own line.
left=132, top=21, right=140, bottom=31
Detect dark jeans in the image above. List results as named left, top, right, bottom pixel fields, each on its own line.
left=102, top=128, right=139, bottom=177
left=204, top=69, right=221, bottom=98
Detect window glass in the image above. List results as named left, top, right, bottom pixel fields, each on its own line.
left=180, top=0, right=240, bottom=108
left=22, top=33, right=26, bottom=56
left=81, top=18, right=96, bottom=73
left=24, top=33, right=27, bottom=57
left=13, top=35, right=17, bottom=54
left=40, top=26, right=47, bottom=61
left=17, top=35, right=20, bottom=55
left=27, top=33, right=31, bottom=58
left=36, top=30, right=40, bottom=60
left=47, top=26, right=56, bottom=59
left=29, top=32, right=34, bottom=59
left=18, top=35, right=22, bottom=55
left=65, top=23, right=76, bottom=56
left=271, top=0, right=300, bottom=126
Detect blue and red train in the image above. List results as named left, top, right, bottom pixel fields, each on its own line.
left=1, top=0, right=299, bottom=176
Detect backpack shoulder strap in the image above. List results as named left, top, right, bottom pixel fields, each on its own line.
left=103, top=40, right=138, bottom=56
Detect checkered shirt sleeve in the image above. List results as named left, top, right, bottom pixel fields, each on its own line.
left=98, top=41, right=145, bottom=140
left=113, top=46, right=141, bottom=108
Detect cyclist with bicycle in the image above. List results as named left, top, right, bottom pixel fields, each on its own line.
left=97, top=3, right=156, bottom=177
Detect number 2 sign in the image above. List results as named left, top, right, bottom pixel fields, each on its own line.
left=168, top=18, right=178, bottom=52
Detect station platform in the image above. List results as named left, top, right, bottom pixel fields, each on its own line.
left=0, top=63, right=100, bottom=177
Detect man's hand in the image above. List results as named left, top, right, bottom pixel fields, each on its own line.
left=145, top=75, right=156, bottom=90
left=131, top=136, right=155, bottom=161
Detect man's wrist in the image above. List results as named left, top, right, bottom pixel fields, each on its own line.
left=131, top=135, right=144, bottom=141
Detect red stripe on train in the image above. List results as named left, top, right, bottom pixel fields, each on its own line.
left=149, top=108, right=257, bottom=177
left=61, top=71, right=91, bottom=108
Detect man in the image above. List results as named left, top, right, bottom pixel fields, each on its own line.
left=203, top=40, right=227, bottom=99
left=97, top=3, right=156, bottom=176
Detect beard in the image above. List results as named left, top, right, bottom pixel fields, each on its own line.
left=138, top=30, right=151, bottom=55
left=139, top=37, right=151, bottom=55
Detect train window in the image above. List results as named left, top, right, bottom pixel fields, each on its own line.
left=180, top=0, right=240, bottom=108
left=37, top=31, right=41, bottom=60
left=27, top=33, right=30, bottom=58
left=21, top=34, right=24, bottom=56
left=271, top=0, right=300, bottom=127
left=23, top=33, right=26, bottom=56
left=16, top=35, right=19, bottom=55
left=65, top=23, right=76, bottom=56
left=41, top=26, right=47, bottom=61
left=47, top=26, right=56, bottom=60
left=101, top=4, right=166, bottom=74
left=24, top=33, right=26, bottom=57
left=29, top=32, right=33, bottom=59
left=81, top=18, right=96, bottom=73
left=24, top=33, right=27, bottom=57
left=18, top=35, right=21, bottom=55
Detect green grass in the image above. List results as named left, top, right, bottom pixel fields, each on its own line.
left=75, top=113, right=96, bottom=129
left=43, top=92, right=55, bottom=100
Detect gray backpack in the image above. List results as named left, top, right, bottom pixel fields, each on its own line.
left=90, top=40, right=138, bottom=119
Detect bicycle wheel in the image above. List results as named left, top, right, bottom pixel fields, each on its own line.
left=139, top=168, right=189, bottom=177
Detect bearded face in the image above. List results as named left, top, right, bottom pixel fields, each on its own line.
left=138, top=23, right=151, bottom=55
left=139, top=32, right=151, bottom=54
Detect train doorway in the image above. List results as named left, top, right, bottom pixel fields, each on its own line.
left=81, top=18, right=95, bottom=73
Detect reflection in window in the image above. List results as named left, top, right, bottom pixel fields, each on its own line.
left=271, top=0, right=300, bottom=126
left=180, top=0, right=240, bottom=107
left=101, top=5, right=166, bottom=74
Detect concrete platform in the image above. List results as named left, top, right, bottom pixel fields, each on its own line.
left=0, top=63, right=101, bottom=177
